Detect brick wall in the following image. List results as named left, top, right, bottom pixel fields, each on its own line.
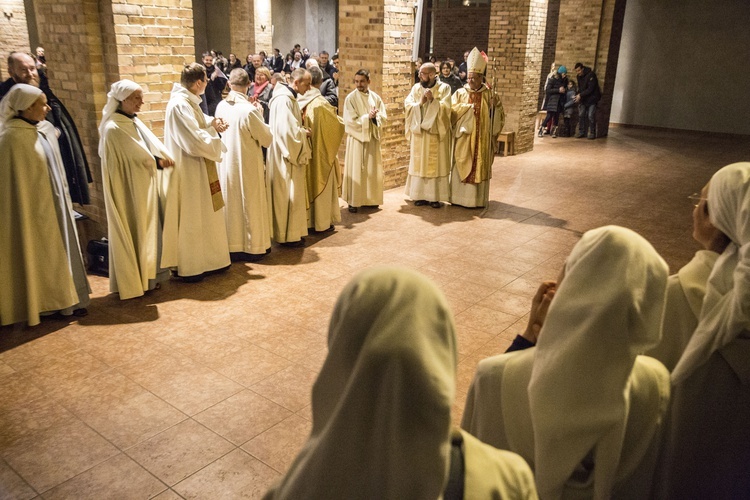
left=0, top=0, right=31, bottom=80
left=31, top=0, right=195, bottom=235
left=229, top=0, right=254, bottom=58
left=339, top=0, right=413, bottom=189
left=430, top=5, right=490, bottom=63
left=487, top=0, right=547, bottom=154
left=555, top=0, right=625, bottom=137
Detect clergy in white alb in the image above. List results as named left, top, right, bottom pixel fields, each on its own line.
left=0, top=84, right=90, bottom=326
left=451, top=47, right=504, bottom=208
left=342, top=69, right=386, bottom=212
left=462, top=226, right=670, bottom=500
left=298, top=66, right=345, bottom=232
left=161, top=63, right=231, bottom=280
left=215, top=69, right=273, bottom=259
left=99, top=80, right=174, bottom=299
left=404, top=63, right=452, bottom=207
left=266, top=68, right=312, bottom=245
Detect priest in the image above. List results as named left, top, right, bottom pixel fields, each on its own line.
left=451, top=48, right=504, bottom=208
left=298, top=66, right=345, bottom=233
left=342, top=69, right=386, bottom=213
left=267, top=68, right=312, bottom=246
left=215, top=69, right=274, bottom=260
left=98, top=79, right=174, bottom=299
left=161, top=63, right=231, bottom=282
left=0, top=84, right=90, bottom=326
left=404, top=63, right=452, bottom=208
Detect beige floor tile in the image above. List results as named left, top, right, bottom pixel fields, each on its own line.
left=150, top=488, right=184, bottom=499
left=242, top=414, right=312, bottom=473
left=42, top=453, right=167, bottom=499
left=0, top=372, right=46, bottom=411
left=173, top=448, right=279, bottom=499
left=194, top=390, right=292, bottom=445
left=117, top=355, right=243, bottom=416
left=19, top=350, right=110, bottom=394
left=126, top=419, right=234, bottom=486
left=0, top=398, right=78, bottom=451
left=454, top=305, right=519, bottom=335
left=476, top=289, right=533, bottom=317
left=3, top=419, right=118, bottom=493
left=206, top=344, right=291, bottom=388
left=0, top=459, right=37, bottom=500
left=250, top=365, right=317, bottom=412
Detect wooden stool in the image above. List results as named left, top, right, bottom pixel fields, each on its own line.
left=496, top=131, right=515, bottom=156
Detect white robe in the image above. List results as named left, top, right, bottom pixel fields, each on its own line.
left=266, top=84, right=311, bottom=243
left=462, top=226, right=670, bottom=499
left=404, top=81, right=452, bottom=202
left=342, top=89, right=386, bottom=207
left=647, top=250, right=718, bottom=371
left=100, top=112, right=173, bottom=299
left=215, top=91, right=273, bottom=255
left=0, top=118, right=89, bottom=326
left=161, top=83, right=230, bottom=276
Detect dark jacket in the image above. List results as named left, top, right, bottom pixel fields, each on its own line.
left=270, top=55, right=284, bottom=73
left=320, top=79, right=339, bottom=110
left=202, top=65, right=228, bottom=116
left=545, top=75, right=568, bottom=113
left=576, top=66, right=601, bottom=106
left=439, top=73, right=463, bottom=95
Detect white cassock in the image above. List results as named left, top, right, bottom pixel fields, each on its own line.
left=1, top=118, right=90, bottom=326
left=161, top=83, right=230, bottom=277
left=100, top=112, right=173, bottom=299
left=215, top=91, right=273, bottom=255
left=342, top=88, right=386, bottom=208
left=267, top=83, right=311, bottom=243
left=404, top=81, right=452, bottom=202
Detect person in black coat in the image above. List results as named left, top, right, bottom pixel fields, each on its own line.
left=574, top=62, right=601, bottom=139
left=270, top=48, right=285, bottom=73
left=438, top=61, right=462, bottom=94
left=200, top=52, right=228, bottom=116
left=538, top=66, right=568, bottom=138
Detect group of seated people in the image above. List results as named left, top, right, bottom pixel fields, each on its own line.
left=263, top=162, right=750, bottom=499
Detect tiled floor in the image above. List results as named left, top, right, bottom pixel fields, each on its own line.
left=1, top=127, right=748, bottom=498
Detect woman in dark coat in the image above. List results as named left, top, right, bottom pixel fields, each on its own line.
left=538, top=66, right=568, bottom=138
left=438, top=61, right=463, bottom=95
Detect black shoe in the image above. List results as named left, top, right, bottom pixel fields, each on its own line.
left=414, top=200, right=429, bottom=206
left=206, top=264, right=231, bottom=275
left=179, top=273, right=204, bottom=283
left=430, top=201, right=443, bottom=208
left=575, top=133, right=585, bottom=138
left=588, top=134, right=596, bottom=140
left=348, top=205, right=358, bottom=213
left=538, top=127, right=543, bottom=138
left=281, top=239, right=305, bottom=248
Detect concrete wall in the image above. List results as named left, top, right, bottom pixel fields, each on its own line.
left=193, top=0, right=231, bottom=58
left=273, top=0, right=336, bottom=56
left=610, top=0, right=750, bottom=135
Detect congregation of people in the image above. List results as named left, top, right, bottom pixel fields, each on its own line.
left=537, top=61, right=601, bottom=139
left=1, top=42, right=748, bottom=500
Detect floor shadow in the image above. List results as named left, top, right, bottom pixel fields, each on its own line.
left=482, top=201, right=581, bottom=236
left=398, top=201, right=478, bottom=225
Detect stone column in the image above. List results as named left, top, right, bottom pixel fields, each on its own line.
left=254, top=0, right=273, bottom=53
left=555, top=0, right=627, bottom=137
left=31, top=0, right=196, bottom=233
left=338, top=0, right=413, bottom=189
left=487, top=0, right=548, bottom=155
left=229, top=0, right=254, bottom=58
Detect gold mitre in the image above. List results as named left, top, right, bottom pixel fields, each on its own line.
left=467, top=47, right=487, bottom=74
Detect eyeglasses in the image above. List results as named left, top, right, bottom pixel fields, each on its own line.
left=688, top=192, right=707, bottom=208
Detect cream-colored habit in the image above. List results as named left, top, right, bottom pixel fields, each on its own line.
left=99, top=80, right=174, bottom=298
left=264, top=267, right=537, bottom=500
left=463, top=226, right=671, bottom=500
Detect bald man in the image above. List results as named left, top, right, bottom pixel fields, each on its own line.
left=0, top=52, right=39, bottom=99
left=404, top=63, right=452, bottom=208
